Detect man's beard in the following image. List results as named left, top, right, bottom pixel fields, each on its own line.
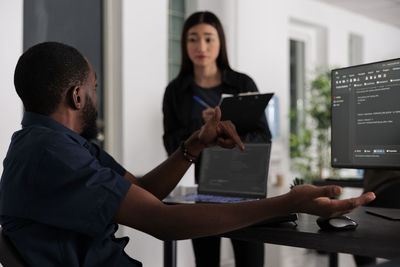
left=80, top=95, right=98, bottom=140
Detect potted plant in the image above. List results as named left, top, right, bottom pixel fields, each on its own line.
left=290, top=68, right=340, bottom=184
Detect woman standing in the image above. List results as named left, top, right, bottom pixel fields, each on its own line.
left=162, top=11, right=270, bottom=267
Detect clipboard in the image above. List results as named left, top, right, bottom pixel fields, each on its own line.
left=220, top=92, right=274, bottom=133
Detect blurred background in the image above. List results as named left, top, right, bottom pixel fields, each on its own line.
left=1, top=0, right=399, bottom=266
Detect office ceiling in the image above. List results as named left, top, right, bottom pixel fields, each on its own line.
left=315, top=0, right=400, bottom=28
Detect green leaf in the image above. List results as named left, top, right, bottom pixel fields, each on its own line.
left=289, top=66, right=342, bottom=181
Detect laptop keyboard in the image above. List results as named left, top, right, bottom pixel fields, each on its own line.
left=184, top=193, right=258, bottom=203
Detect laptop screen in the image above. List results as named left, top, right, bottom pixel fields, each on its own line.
left=198, top=143, right=271, bottom=198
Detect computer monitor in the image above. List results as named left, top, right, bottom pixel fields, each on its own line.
left=331, top=58, right=400, bottom=168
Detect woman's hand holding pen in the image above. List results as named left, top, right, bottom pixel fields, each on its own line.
left=198, top=106, right=245, bottom=151
left=202, top=108, right=215, bottom=123
left=192, top=95, right=215, bottom=123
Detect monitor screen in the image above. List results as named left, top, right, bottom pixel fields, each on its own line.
left=331, top=58, right=400, bottom=168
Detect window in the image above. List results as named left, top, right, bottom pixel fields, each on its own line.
left=289, top=39, right=306, bottom=139
left=23, top=0, right=104, bottom=146
left=168, top=0, right=185, bottom=81
left=349, top=33, right=363, bottom=66
left=288, top=21, right=327, bottom=160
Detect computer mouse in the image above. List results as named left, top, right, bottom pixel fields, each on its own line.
left=316, top=215, right=358, bottom=231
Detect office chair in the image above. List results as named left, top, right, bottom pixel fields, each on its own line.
left=0, top=228, right=27, bottom=267
left=367, top=177, right=400, bottom=208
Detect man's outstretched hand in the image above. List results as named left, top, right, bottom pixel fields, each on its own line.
left=198, top=106, right=245, bottom=151
left=288, top=184, right=376, bottom=218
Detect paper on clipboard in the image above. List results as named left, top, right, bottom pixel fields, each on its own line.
left=219, top=92, right=274, bottom=133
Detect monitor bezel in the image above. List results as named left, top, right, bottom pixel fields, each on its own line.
left=331, top=57, right=400, bottom=169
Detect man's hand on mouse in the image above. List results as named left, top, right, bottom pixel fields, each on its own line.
left=288, top=184, right=376, bottom=218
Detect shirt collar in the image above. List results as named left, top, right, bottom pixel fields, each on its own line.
left=21, top=112, right=89, bottom=147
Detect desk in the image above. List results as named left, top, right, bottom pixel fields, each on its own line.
left=222, top=207, right=400, bottom=266
left=164, top=207, right=400, bottom=267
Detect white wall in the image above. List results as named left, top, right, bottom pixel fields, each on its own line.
left=1, top=0, right=400, bottom=267
left=0, top=0, right=23, bottom=173
left=121, top=0, right=168, bottom=175
left=119, top=0, right=169, bottom=266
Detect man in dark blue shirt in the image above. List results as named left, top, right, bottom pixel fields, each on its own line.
left=0, top=42, right=375, bottom=266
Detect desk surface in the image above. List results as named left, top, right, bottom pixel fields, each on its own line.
left=222, top=206, right=400, bottom=259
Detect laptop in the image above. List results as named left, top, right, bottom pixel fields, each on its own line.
left=165, top=143, right=271, bottom=204
left=164, top=143, right=298, bottom=225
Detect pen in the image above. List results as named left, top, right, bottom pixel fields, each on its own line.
left=193, top=96, right=211, bottom=108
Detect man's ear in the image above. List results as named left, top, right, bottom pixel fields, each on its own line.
left=69, top=86, right=82, bottom=110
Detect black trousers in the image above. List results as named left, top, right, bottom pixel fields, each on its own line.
left=353, top=255, right=376, bottom=266
left=192, top=236, right=264, bottom=267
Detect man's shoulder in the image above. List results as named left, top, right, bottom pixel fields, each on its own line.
left=10, top=126, right=82, bottom=158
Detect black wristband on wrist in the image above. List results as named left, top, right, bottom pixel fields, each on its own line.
left=180, top=141, right=197, bottom=163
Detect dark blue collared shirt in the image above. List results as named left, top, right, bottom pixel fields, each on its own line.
left=0, top=112, right=140, bottom=266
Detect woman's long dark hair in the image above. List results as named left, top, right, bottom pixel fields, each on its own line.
left=177, top=11, right=231, bottom=78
